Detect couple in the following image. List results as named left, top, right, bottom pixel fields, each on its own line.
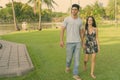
left=60, top=4, right=100, bottom=80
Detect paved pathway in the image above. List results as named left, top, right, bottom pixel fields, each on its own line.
left=0, top=40, right=34, bottom=77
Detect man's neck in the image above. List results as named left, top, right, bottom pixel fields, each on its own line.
left=71, top=15, right=78, bottom=19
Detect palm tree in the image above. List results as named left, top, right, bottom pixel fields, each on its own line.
left=38, top=0, right=42, bottom=30
left=28, top=0, right=37, bottom=14
left=114, top=0, right=117, bottom=22
left=28, top=0, right=57, bottom=31
left=11, top=0, right=20, bottom=31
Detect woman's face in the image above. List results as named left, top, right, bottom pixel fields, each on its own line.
left=88, top=17, right=93, bottom=25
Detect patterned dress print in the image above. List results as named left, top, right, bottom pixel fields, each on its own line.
left=85, top=29, right=98, bottom=54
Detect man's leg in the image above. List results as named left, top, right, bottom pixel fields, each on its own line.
left=66, top=43, right=74, bottom=72
left=73, top=43, right=80, bottom=75
left=73, top=43, right=82, bottom=80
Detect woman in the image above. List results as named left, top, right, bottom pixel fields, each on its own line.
left=82, top=16, right=100, bottom=79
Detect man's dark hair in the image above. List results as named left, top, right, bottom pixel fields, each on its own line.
left=72, top=4, right=80, bottom=10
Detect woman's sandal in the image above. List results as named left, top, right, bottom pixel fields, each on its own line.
left=91, top=74, right=96, bottom=79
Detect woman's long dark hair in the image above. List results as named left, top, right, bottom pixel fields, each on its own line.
left=85, top=16, right=97, bottom=31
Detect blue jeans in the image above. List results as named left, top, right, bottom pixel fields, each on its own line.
left=66, top=42, right=81, bottom=75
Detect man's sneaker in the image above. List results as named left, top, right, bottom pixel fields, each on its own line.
left=73, top=75, right=82, bottom=80
left=65, top=67, right=70, bottom=73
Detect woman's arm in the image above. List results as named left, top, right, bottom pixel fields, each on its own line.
left=96, top=28, right=100, bottom=52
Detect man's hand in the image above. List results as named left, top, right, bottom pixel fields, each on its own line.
left=60, top=41, right=64, bottom=48
left=98, top=46, right=100, bottom=53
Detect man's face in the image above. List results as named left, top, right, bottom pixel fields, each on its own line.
left=71, top=7, right=79, bottom=16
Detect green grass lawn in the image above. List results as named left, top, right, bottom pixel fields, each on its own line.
left=0, top=25, right=120, bottom=80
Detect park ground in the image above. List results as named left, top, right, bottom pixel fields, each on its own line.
left=0, top=24, right=120, bottom=80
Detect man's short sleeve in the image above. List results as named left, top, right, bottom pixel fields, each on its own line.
left=62, top=18, right=68, bottom=28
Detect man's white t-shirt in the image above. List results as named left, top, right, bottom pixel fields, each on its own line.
left=62, top=16, right=82, bottom=43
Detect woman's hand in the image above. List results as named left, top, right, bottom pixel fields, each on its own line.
left=82, top=43, right=86, bottom=50
left=98, top=45, right=100, bottom=53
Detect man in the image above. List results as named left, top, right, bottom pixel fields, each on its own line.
left=60, top=4, right=83, bottom=80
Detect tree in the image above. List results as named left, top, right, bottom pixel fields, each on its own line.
left=106, top=0, right=120, bottom=20
left=21, top=3, right=36, bottom=22
left=41, top=9, right=52, bottom=22
left=11, top=0, right=20, bottom=31
left=81, top=1, right=106, bottom=21
left=0, top=2, right=56, bottom=23
left=0, top=7, right=12, bottom=22
left=83, top=5, right=93, bottom=17
left=92, top=1, right=106, bottom=19
left=28, top=0, right=57, bottom=31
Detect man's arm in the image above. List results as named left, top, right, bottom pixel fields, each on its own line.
left=80, top=28, right=84, bottom=44
left=60, top=27, right=66, bottom=48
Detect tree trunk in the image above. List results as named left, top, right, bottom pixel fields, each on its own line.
left=11, top=0, right=20, bottom=31
left=38, top=0, right=42, bottom=31
left=33, top=1, right=37, bottom=15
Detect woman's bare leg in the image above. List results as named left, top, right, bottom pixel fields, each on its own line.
left=91, top=53, right=96, bottom=79
left=84, top=54, right=89, bottom=71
